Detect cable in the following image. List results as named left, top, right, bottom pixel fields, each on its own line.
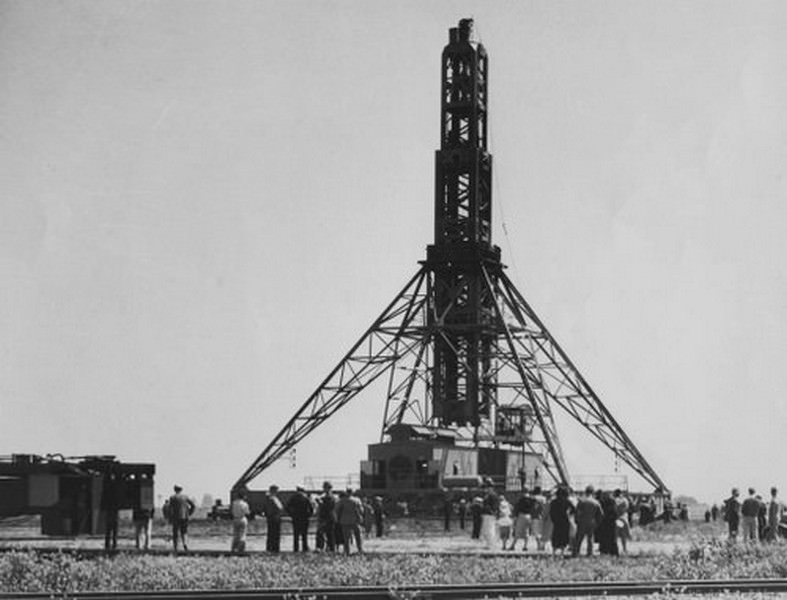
left=488, top=108, right=524, bottom=288
left=473, top=19, right=525, bottom=288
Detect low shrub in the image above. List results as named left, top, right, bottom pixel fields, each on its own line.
left=3, top=539, right=787, bottom=594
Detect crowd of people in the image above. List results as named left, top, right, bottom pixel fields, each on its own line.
left=720, top=486, right=785, bottom=543
left=228, top=481, right=385, bottom=555
left=460, top=482, right=787, bottom=557
left=460, top=479, right=635, bottom=557
left=226, top=479, right=643, bottom=557
left=145, top=481, right=654, bottom=556
left=124, top=481, right=785, bottom=556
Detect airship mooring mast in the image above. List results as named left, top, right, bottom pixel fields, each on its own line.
left=233, top=19, right=667, bottom=495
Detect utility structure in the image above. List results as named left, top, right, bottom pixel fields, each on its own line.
left=234, top=19, right=667, bottom=497
left=0, top=454, right=154, bottom=535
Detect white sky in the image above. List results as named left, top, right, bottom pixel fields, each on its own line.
left=2, top=1, right=786, bottom=505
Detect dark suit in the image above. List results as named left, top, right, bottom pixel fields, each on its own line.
left=286, top=491, right=314, bottom=552
left=264, top=493, right=283, bottom=552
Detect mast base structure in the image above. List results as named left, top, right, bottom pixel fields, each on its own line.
left=232, top=19, right=667, bottom=503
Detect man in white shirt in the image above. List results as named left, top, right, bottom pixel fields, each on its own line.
left=230, top=490, right=251, bottom=553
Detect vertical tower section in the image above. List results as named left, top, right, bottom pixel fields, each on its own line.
left=426, top=19, right=502, bottom=428
left=434, top=18, right=492, bottom=247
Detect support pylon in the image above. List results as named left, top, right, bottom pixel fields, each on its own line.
left=232, top=19, right=667, bottom=495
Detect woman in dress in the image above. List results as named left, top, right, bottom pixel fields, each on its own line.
left=549, top=485, right=574, bottom=555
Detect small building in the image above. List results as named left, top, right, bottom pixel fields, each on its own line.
left=361, top=424, right=545, bottom=495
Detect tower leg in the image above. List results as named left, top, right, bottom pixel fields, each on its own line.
left=233, top=268, right=431, bottom=491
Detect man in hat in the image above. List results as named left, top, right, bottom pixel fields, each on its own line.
left=741, top=487, right=764, bottom=542
left=263, top=484, right=284, bottom=552
left=316, top=481, right=337, bottom=551
left=168, top=485, right=196, bottom=553
left=724, top=487, right=742, bottom=541
left=286, top=485, right=314, bottom=552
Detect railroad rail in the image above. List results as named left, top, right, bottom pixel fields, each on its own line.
left=4, top=579, right=787, bottom=599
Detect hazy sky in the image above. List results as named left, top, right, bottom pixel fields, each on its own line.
left=2, top=1, right=786, bottom=504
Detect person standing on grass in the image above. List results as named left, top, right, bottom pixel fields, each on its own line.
left=627, top=499, right=637, bottom=528
left=230, top=490, right=250, bottom=553
left=133, top=505, right=154, bottom=551
left=443, top=489, right=452, bottom=532
left=678, top=503, right=689, bottom=522
left=723, top=487, right=741, bottom=541
left=286, top=485, right=314, bottom=552
left=168, top=484, right=196, bottom=553
left=470, top=495, right=483, bottom=539
left=362, top=496, right=375, bottom=538
left=497, top=495, right=513, bottom=550
left=101, top=473, right=120, bottom=553
left=531, top=486, right=547, bottom=551
left=740, top=487, right=762, bottom=542
left=509, top=488, right=534, bottom=551
left=480, top=478, right=501, bottom=548
left=572, top=485, right=602, bottom=557
left=757, top=495, right=768, bottom=540
left=263, top=484, right=284, bottom=553
left=597, top=491, right=619, bottom=556
left=541, top=490, right=554, bottom=553
left=458, top=497, right=467, bottom=530
left=549, top=485, right=574, bottom=555
left=316, top=481, right=338, bottom=551
left=336, top=488, right=364, bottom=555
left=613, top=489, right=631, bottom=555
left=766, top=487, right=784, bottom=542
left=372, top=495, right=386, bottom=537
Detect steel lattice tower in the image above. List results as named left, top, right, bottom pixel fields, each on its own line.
left=233, top=19, right=667, bottom=494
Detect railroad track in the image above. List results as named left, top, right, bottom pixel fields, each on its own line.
left=4, top=579, right=787, bottom=599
